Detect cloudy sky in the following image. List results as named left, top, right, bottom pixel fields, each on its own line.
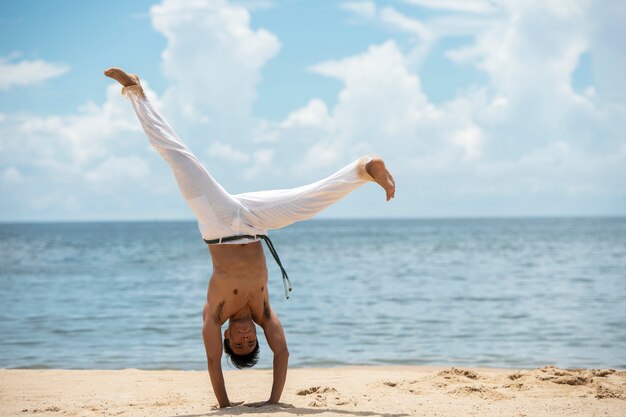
left=1, top=0, right=624, bottom=222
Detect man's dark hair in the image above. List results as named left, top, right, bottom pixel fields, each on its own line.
left=223, top=338, right=260, bottom=369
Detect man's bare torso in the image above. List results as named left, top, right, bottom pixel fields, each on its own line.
left=207, top=241, right=269, bottom=325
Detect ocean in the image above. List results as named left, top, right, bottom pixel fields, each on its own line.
left=1, top=218, right=625, bottom=370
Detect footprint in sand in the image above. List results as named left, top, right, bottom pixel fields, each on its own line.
left=421, top=367, right=481, bottom=390
left=438, top=367, right=480, bottom=380
left=296, top=386, right=356, bottom=407
left=534, top=366, right=621, bottom=386
left=378, top=380, right=420, bottom=394
left=297, top=386, right=335, bottom=407
left=502, top=382, right=529, bottom=391
left=24, top=406, right=63, bottom=413
left=448, top=385, right=511, bottom=401
left=152, top=394, right=187, bottom=407
left=507, top=372, right=525, bottom=380
left=296, top=386, right=337, bottom=396
left=521, top=366, right=625, bottom=400
left=308, top=396, right=327, bottom=408
left=535, top=366, right=592, bottom=385
left=595, top=383, right=624, bottom=400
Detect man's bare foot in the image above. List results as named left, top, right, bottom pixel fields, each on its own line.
left=366, top=156, right=396, bottom=201
left=103, top=67, right=140, bottom=88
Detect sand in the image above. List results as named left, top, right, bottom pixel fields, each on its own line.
left=1, top=365, right=625, bottom=416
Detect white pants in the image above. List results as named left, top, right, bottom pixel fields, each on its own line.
left=125, top=85, right=374, bottom=243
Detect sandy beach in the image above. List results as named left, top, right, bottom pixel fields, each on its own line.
left=1, top=365, right=624, bottom=416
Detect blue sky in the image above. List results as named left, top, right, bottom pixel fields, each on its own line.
left=1, top=0, right=624, bottom=221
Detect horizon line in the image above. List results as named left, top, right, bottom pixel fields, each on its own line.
left=1, top=214, right=625, bottom=225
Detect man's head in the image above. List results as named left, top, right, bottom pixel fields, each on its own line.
left=223, top=318, right=259, bottom=369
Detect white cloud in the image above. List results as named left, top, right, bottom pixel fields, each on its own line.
left=0, top=54, right=70, bottom=90
left=401, top=0, right=498, bottom=14
left=1, top=0, right=285, bottom=220
left=263, top=0, right=625, bottom=215
left=310, top=41, right=438, bottom=148
left=445, top=3, right=588, bottom=101
left=150, top=0, right=280, bottom=150
left=298, top=141, right=342, bottom=175
left=15, top=83, right=147, bottom=165
left=339, top=1, right=377, bottom=20
left=2, top=0, right=625, bottom=220
left=208, top=141, right=250, bottom=163
left=378, top=7, right=436, bottom=67
left=0, top=80, right=178, bottom=220
left=439, top=1, right=602, bottom=162
left=379, top=7, right=431, bottom=39
left=30, top=193, right=81, bottom=211
left=587, top=2, right=626, bottom=104
left=345, top=3, right=499, bottom=71
left=452, top=126, right=484, bottom=160
left=244, top=148, right=274, bottom=179
left=280, top=99, right=332, bottom=130
left=1, top=166, right=23, bottom=183
left=85, top=156, right=151, bottom=184
left=368, top=5, right=503, bottom=71
left=258, top=40, right=454, bottom=180
left=338, top=3, right=436, bottom=65
left=230, top=0, right=276, bottom=11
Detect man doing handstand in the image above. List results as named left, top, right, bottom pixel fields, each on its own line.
left=104, top=68, right=396, bottom=408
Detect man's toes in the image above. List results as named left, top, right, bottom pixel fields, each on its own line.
left=385, top=177, right=395, bottom=201
left=386, top=185, right=395, bottom=201
left=385, top=168, right=396, bottom=187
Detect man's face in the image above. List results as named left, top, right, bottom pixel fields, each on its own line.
left=225, top=318, right=257, bottom=355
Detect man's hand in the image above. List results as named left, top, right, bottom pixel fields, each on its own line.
left=220, top=400, right=244, bottom=408
left=244, top=401, right=272, bottom=408
left=261, top=304, right=289, bottom=405
left=245, top=401, right=292, bottom=408
left=202, top=303, right=231, bottom=409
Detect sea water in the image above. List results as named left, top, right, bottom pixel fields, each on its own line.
left=1, top=218, right=625, bottom=370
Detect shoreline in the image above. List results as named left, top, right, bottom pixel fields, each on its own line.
left=5, top=361, right=625, bottom=371
left=1, top=365, right=624, bottom=416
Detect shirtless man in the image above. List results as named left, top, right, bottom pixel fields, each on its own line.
left=104, top=67, right=395, bottom=408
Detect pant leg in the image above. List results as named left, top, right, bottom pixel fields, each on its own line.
left=234, top=156, right=374, bottom=231
left=124, top=86, right=242, bottom=239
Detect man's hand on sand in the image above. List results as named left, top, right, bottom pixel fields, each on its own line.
left=245, top=401, right=292, bottom=408
left=215, top=400, right=244, bottom=409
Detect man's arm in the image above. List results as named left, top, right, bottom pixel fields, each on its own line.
left=202, top=303, right=238, bottom=408
left=254, top=305, right=289, bottom=405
